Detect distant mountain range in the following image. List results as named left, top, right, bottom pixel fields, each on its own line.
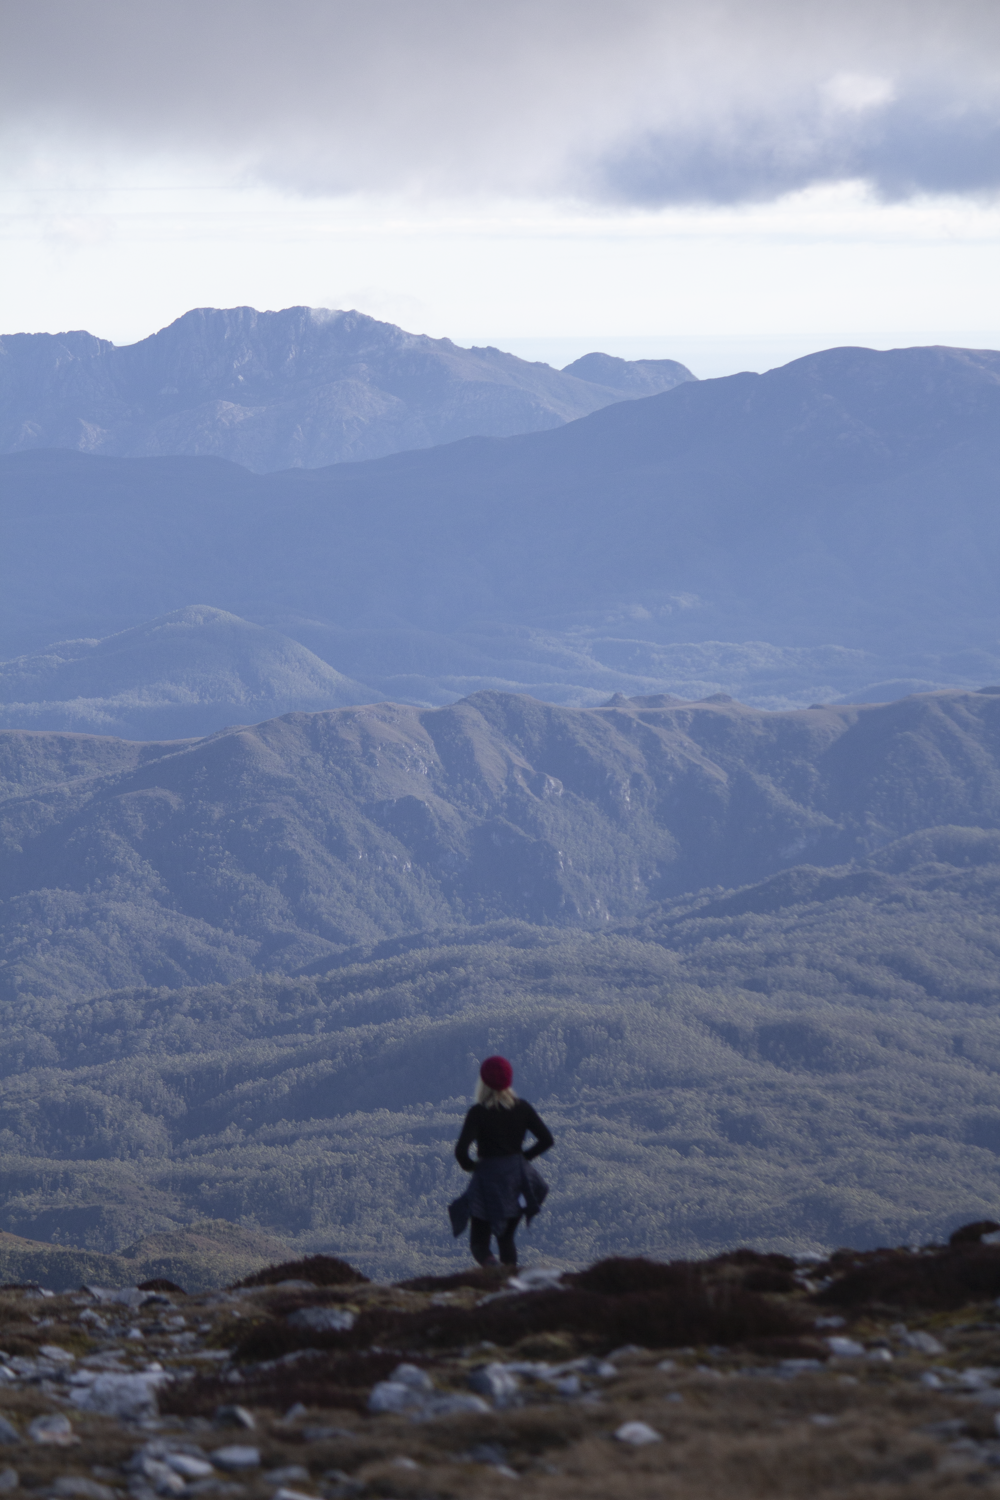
left=0, top=306, right=694, bottom=471
left=0, top=605, right=378, bottom=739
left=2, top=343, right=998, bottom=714
left=3, top=685, right=997, bottom=1002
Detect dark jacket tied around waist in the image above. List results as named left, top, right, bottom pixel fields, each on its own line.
left=448, top=1098, right=553, bottom=1238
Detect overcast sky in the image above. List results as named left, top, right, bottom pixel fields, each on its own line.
left=2, top=0, right=999, bottom=372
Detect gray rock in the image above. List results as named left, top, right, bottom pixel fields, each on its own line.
left=211, top=1448, right=261, bottom=1472
left=286, top=1307, right=355, bottom=1333
left=213, top=1407, right=255, bottom=1431
left=0, top=1419, right=18, bottom=1445
left=367, top=1382, right=425, bottom=1414
left=28, top=1414, right=78, bottom=1445
left=389, top=1364, right=433, bottom=1393
left=904, top=1330, right=947, bottom=1355
left=0, top=1469, right=16, bottom=1492
left=614, top=1421, right=662, bottom=1446
left=51, top=1479, right=117, bottom=1500
left=165, top=1454, right=215, bottom=1479
left=72, top=1373, right=162, bottom=1419
left=265, top=1468, right=309, bottom=1484
left=422, top=1395, right=490, bottom=1418
left=826, top=1337, right=866, bottom=1358
left=468, top=1364, right=520, bottom=1404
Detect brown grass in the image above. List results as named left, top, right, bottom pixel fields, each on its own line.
left=814, top=1241, right=1000, bottom=1311
left=232, top=1253, right=369, bottom=1289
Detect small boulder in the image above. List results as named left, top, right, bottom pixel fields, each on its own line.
left=904, top=1330, right=946, bottom=1355
left=468, top=1363, right=520, bottom=1404
left=212, top=1447, right=261, bottom=1472
left=0, top=1419, right=18, bottom=1446
left=214, top=1405, right=256, bottom=1430
left=164, top=1454, right=214, bottom=1479
left=368, top=1381, right=425, bottom=1414
left=71, top=1372, right=162, bottom=1419
left=51, top=1479, right=116, bottom=1500
left=826, top=1336, right=866, bottom=1358
left=615, top=1421, right=662, bottom=1446
left=27, top=1414, right=78, bottom=1446
left=287, top=1307, right=355, bottom=1333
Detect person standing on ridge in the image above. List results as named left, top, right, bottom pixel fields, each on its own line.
left=448, top=1055, right=554, bottom=1268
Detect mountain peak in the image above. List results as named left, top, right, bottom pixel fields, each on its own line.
left=0, top=306, right=695, bottom=472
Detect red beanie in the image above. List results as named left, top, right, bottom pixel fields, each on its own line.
left=480, top=1055, right=513, bottom=1091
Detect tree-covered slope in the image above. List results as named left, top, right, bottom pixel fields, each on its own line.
left=2, top=688, right=999, bottom=1001
left=0, top=825, right=997, bottom=1274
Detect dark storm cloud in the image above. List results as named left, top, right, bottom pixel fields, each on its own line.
left=595, top=96, right=1000, bottom=205
left=2, top=0, right=999, bottom=203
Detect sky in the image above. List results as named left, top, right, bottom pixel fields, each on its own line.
left=2, top=0, right=999, bottom=376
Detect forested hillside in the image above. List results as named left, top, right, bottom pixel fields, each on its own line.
left=2, top=688, right=999, bottom=1001
left=0, top=823, right=997, bottom=1276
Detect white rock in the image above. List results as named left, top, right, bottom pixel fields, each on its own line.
left=165, top=1453, right=214, bottom=1479
left=615, top=1421, right=662, bottom=1446
left=131, top=1457, right=185, bottom=1496
left=506, top=1268, right=564, bottom=1292
left=826, top=1337, right=866, bottom=1358
left=554, top=1374, right=581, bottom=1396
left=212, top=1446, right=261, bottom=1471
left=287, top=1307, right=355, bottom=1333
left=272, top=1490, right=317, bottom=1500
left=904, top=1331, right=946, bottom=1355
left=468, top=1363, right=520, bottom=1403
left=38, top=1344, right=74, bottom=1364
left=51, top=1478, right=116, bottom=1500
left=389, top=1363, right=434, bottom=1392
left=920, top=1372, right=943, bottom=1388
left=27, top=1414, right=78, bottom=1445
left=423, top=1394, right=490, bottom=1417
left=368, top=1381, right=425, bottom=1414
left=72, top=1372, right=163, bottom=1419
left=867, top=1348, right=893, bottom=1363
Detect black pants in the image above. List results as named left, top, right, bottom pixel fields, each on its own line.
left=470, top=1214, right=521, bottom=1266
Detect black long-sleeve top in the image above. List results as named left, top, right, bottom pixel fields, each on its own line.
left=454, top=1099, right=554, bottom=1172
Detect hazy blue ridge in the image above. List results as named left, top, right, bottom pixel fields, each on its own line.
left=2, top=344, right=997, bottom=713
left=0, top=305, right=694, bottom=472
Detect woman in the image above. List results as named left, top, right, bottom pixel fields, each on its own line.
left=448, top=1055, right=554, bottom=1268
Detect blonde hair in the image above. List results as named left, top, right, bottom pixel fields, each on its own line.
left=476, top=1078, right=517, bottom=1109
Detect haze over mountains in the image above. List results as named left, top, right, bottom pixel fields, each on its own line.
left=0, top=605, right=378, bottom=740
left=2, top=341, right=998, bottom=718
left=0, top=305, right=694, bottom=471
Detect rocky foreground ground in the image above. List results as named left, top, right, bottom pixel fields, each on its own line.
left=5, top=1225, right=1000, bottom=1499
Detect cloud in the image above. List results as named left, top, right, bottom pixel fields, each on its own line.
left=2, top=0, right=999, bottom=204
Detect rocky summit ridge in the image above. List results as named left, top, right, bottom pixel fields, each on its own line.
left=4, top=1229, right=1000, bottom=1499
left=0, top=307, right=694, bottom=472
